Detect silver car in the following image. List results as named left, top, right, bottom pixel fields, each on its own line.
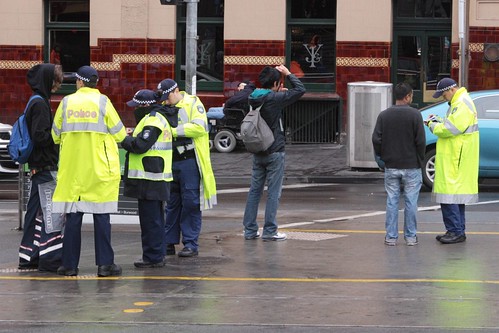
left=0, top=123, right=19, bottom=174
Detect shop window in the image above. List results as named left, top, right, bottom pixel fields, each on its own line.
left=288, top=0, right=336, bottom=92
left=45, top=0, right=90, bottom=89
left=177, top=0, right=224, bottom=91
left=395, top=0, right=452, bottom=18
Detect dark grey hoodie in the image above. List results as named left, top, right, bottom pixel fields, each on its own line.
left=25, top=63, right=58, bottom=169
left=248, top=74, right=305, bottom=154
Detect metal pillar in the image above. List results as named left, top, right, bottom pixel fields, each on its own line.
left=458, top=0, right=470, bottom=88
left=184, top=0, right=198, bottom=95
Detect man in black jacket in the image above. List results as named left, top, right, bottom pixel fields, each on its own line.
left=242, top=65, right=305, bottom=241
left=224, top=81, right=256, bottom=112
left=18, top=63, right=63, bottom=271
left=372, top=83, right=426, bottom=246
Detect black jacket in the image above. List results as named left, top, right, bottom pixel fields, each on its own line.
left=25, top=64, right=58, bottom=169
left=372, top=104, right=426, bottom=169
left=248, top=74, right=305, bottom=154
left=224, top=83, right=256, bottom=112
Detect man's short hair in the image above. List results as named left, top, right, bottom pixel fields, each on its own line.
left=394, top=82, right=413, bottom=100
left=258, top=66, right=281, bottom=89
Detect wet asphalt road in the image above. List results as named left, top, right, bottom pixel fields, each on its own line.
left=2, top=180, right=499, bottom=332
left=2, top=145, right=499, bottom=332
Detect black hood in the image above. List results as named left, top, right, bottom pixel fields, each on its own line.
left=27, top=63, right=55, bottom=99
left=157, top=104, right=179, bottom=128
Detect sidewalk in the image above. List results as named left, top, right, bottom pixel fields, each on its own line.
left=210, top=143, right=384, bottom=184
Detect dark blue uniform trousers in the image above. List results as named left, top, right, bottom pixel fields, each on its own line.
left=61, top=212, right=114, bottom=270
left=165, top=158, right=202, bottom=251
left=138, top=199, right=166, bottom=263
left=441, top=203, right=466, bottom=236
left=19, top=170, right=62, bottom=271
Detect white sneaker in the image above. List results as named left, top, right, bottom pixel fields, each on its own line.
left=262, top=232, right=287, bottom=242
left=244, top=231, right=261, bottom=240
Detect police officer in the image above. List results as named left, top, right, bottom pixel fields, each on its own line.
left=121, top=89, right=178, bottom=268
left=426, top=78, right=479, bottom=244
left=51, top=65, right=126, bottom=276
left=157, top=79, right=217, bottom=257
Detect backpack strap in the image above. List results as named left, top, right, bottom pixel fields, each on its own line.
left=24, top=95, right=44, bottom=115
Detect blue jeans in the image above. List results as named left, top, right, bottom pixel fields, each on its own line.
left=243, top=152, right=285, bottom=238
left=440, top=204, right=466, bottom=236
left=384, top=168, right=422, bottom=240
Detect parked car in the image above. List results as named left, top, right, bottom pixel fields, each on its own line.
left=0, top=122, right=18, bottom=174
left=420, top=90, right=499, bottom=188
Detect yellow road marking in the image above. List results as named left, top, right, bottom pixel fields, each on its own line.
left=284, top=229, right=499, bottom=235
left=134, top=301, right=154, bottom=306
left=1, top=275, right=499, bottom=284
left=123, top=309, right=144, bottom=313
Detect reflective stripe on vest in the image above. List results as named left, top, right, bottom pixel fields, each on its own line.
left=60, top=95, right=109, bottom=134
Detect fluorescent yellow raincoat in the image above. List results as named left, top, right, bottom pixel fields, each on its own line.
left=174, top=92, right=217, bottom=210
left=428, top=87, right=479, bottom=204
left=51, top=87, right=127, bottom=213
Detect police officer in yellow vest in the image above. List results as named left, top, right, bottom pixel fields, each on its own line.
left=157, top=79, right=217, bottom=257
left=425, top=78, right=479, bottom=244
left=51, top=66, right=127, bottom=276
left=121, top=89, right=178, bottom=268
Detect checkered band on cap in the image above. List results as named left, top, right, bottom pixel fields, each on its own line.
left=126, top=89, right=158, bottom=107
left=159, top=81, right=177, bottom=95
left=75, top=72, right=90, bottom=82
left=435, top=82, right=456, bottom=93
left=132, top=97, right=156, bottom=105
left=76, top=65, right=99, bottom=83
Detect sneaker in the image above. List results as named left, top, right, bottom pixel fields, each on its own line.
left=262, top=232, right=287, bottom=242
left=244, top=231, right=261, bottom=240
left=406, top=237, right=418, bottom=246
left=384, top=238, right=397, bottom=246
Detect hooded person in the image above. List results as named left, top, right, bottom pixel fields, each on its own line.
left=18, top=63, right=64, bottom=272
left=121, top=89, right=178, bottom=268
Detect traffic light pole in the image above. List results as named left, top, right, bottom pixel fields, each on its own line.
left=184, top=0, right=198, bottom=95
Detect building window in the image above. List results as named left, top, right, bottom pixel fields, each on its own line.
left=288, top=0, right=336, bottom=92
left=45, top=0, right=90, bottom=87
left=395, top=0, right=452, bottom=18
left=177, top=0, right=224, bottom=91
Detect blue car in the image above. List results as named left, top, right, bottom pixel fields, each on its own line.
left=420, top=90, right=499, bottom=188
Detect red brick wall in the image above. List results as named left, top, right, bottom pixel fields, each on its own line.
left=224, top=40, right=286, bottom=97
left=0, top=46, right=43, bottom=125
left=336, top=41, right=391, bottom=102
left=468, top=27, right=499, bottom=91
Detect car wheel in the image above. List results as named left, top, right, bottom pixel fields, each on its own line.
left=422, top=148, right=436, bottom=189
left=214, top=130, right=237, bottom=153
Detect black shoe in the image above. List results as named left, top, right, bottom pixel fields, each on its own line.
left=439, top=232, right=466, bottom=244
left=178, top=247, right=198, bottom=257
left=166, top=244, right=176, bottom=256
left=18, top=262, right=38, bottom=270
left=436, top=231, right=451, bottom=241
left=134, top=259, right=165, bottom=268
left=97, top=264, right=122, bottom=277
left=57, top=266, right=79, bottom=276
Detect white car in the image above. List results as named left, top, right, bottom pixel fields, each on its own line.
left=0, top=123, right=18, bottom=174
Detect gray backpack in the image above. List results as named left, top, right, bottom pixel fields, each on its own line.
left=240, top=103, right=275, bottom=153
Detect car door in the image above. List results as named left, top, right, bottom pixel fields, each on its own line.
left=474, top=94, right=499, bottom=176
